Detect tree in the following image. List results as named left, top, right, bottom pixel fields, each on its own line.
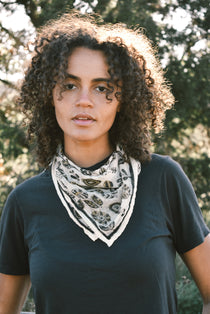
left=0, top=1, right=38, bottom=210
left=92, top=0, right=210, bottom=212
left=0, top=0, right=209, bottom=212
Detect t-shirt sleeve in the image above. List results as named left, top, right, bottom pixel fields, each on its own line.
left=161, top=157, right=209, bottom=254
left=0, top=189, right=29, bottom=275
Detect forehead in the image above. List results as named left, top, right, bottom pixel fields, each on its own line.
left=67, top=47, right=109, bottom=78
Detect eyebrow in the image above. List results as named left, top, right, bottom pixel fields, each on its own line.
left=65, top=73, right=110, bottom=83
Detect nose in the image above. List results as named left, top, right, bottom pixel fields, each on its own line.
left=76, top=88, right=93, bottom=108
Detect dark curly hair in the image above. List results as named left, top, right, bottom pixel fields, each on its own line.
left=19, top=12, right=174, bottom=167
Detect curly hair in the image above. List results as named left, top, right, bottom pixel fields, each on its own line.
left=19, top=12, right=174, bottom=167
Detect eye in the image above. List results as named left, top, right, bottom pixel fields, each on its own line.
left=64, top=83, right=76, bottom=90
left=96, top=85, right=108, bottom=93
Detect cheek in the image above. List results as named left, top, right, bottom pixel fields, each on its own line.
left=110, top=101, right=120, bottom=119
left=53, top=96, right=69, bottom=120
left=54, top=106, right=67, bottom=130
left=103, top=107, right=119, bottom=128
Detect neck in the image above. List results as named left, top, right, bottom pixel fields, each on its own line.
left=64, top=141, right=114, bottom=168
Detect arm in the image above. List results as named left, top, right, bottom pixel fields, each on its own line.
left=0, top=273, right=31, bottom=314
left=182, top=233, right=210, bottom=313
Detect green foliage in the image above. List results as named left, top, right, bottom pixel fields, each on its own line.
left=164, top=54, right=209, bottom=131
left=178, top=156, right=210, bottom=212
left=176, top=255, right=203, bottom=314
left=0, top=154, right=40, bottom=213
left=94, top=0, right=160, bottom=41
left=0, top=92, right=27, bottom=158
left=30, top=0, right=75, bottom=27
left=23, top=289, right=35, bottom=312
left=177, top=278, right=202, bottom=314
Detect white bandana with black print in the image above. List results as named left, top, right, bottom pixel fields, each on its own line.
left=51, top=145, right=141, bottom=247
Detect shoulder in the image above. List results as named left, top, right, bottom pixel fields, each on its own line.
left=139, top=153, right=193, bottom=195
left=141, top=153, right=183, bottom=177
left=147, top=153, right=179, bottom=166
left=17, top=167, right=51, bottom=188
left=5, top=167, right=53, bottom=207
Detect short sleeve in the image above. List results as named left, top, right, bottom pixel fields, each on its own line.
left=0, top=190, right=29, bottom=275
left=161, top=157, right=209, bottom=254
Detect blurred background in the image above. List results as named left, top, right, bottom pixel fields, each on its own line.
left=0, top=0, right=209, bottom=312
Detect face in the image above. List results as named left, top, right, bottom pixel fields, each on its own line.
left=52, top=47, right=120, bottom=152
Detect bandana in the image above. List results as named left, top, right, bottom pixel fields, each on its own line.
left=51, top=146, right=141, bottom=247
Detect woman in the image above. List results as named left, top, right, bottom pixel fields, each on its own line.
left=0, top=12, right=209, bottom=314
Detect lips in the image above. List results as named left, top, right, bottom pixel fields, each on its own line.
left=72, top=113, right=95, bottom=125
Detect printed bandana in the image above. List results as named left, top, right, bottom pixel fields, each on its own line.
left=51, top=146, right=141, bottom=247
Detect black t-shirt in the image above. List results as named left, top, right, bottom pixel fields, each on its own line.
left=0, top=154, right=209, bottom=314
